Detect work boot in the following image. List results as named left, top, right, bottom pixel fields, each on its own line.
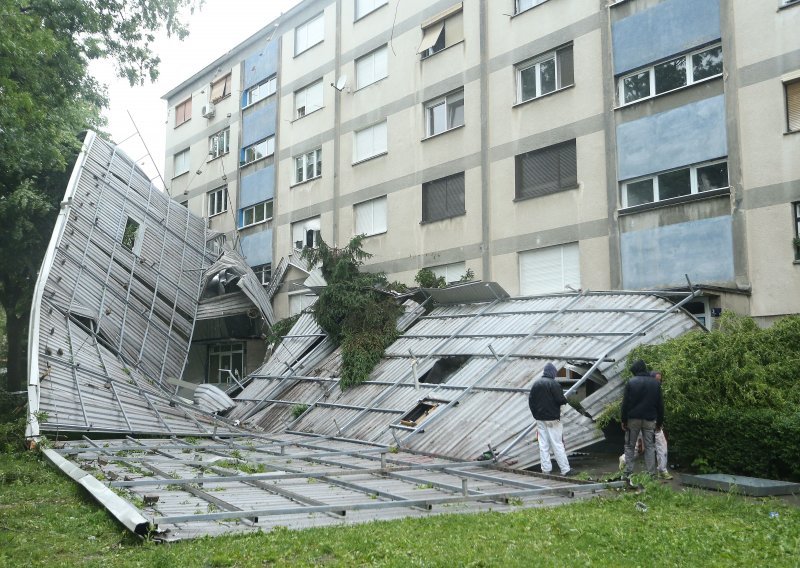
left=658, top=471, right=674, bottom=480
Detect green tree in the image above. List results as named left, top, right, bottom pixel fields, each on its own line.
left=301, top=236, right=403, bottom=388
left=0, top=0, right=196, bottom=392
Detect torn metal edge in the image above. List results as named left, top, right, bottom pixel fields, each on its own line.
left=26, top=131, right=96, bottom=440
left=42, top=447, right=153, bottom=536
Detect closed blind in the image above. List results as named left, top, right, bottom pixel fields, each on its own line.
left=423, top=172, right=465, bottom=222
left=519, top=243, right=581, bottom=295
left=787, top=80, right=800, bottom=132
left=516, top=139, right=577, bottom=200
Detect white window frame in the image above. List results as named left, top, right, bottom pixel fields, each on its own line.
left=208, top=128, right=230, bottom=160
left=173, top=148, right=190, bottom=177
left=289, top=292, right=316, bottom=316
left=208, top=186, right=228, bottom=217
left=516, top=0, right=549, bottom=14
left=516, top=44, right=573, bottom=104
left=355, top=45, right=388, bottom=90
left=424, top=89, right=465, bottom=137
left=241, top=136, right=275, bottom=166
left=295, top=12, right=324, bottom=56
left=356, top=0, right=388, bottom=19
left=294, top=148, right=322, bottom=184
left=245, top=75, right=277, bottom=107
left=208, top=342, right=244, bottom=384
left=252, top=263, right=272, bottom=286
left=354, top=196, right=388, bottom=237
left=353, top=121, right=388, bottom=163
left=621, top=159, right=729, bottom=208
left=618, top=43, right=723, bottom=106
left=241, top=200, right=273, bottom=228
left=292, top=216, right=321, bottom=251
left=431, top=261, right=466, bottom=285
left=519, top=243, right=581, bottom=296
left=121, top=216, right=145, bottom=255
left=295, top=80, right=324, bottom=119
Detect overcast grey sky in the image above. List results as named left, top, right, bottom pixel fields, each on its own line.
left=90, top=0, right=302, bottom=190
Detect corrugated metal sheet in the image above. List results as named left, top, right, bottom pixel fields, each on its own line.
left=239, top=291, right=700, bottom=467
left=27, top=132, right=246, bottom=438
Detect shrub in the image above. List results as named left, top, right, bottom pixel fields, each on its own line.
left=621, top=311, right=800, bottom=480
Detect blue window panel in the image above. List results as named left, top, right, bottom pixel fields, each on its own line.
left=617, top=95, right=727, bottom=181
left=244, top=41, right=279, bottom=90
left=240, top=165, right=275, bottom=209
left=612, top=0, right=720, bottom=76
left=621, top=215, right=734, bottom=289
left=242, top=102, right=277, bottom=148
left=240, top=229, right=273, bottom=266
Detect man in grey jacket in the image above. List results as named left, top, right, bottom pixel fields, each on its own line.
left=528, top=362, right=574, bottom=476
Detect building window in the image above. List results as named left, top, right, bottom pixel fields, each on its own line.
left=786, top=79, right=800, bottom=132
left=289, top=292, right=316, bottom=316
left=516, top=0, right=549, bottom=13
left=173, top=148, right=190, bottom=177
left=208, top=186, right=228, bottom=217
left=241, top=200, right=273, bottom=228
left=516, top=44, right=573, bottom=104
left=295, top=80, right=323, bottom=119
left=294, top=148, right=322, bottom=184
left=208, top=128, right=230, bottom=160
left=292, top=216, right=321, bottom=251
left=355, top=45, right=388, bottom=90
left=354, top=196, right=387, bottom=236
left=175, top=98, right=192, bottom=127
left=210, top=73, right=232, bottom=102
left=418, top=4, right=464, bottom=58
left=431, top=261, right=467, bottom=284
left=422, top=172, right=465, bottom=223
left=208, top=343, right=244, bottom=384
left=793, top=202, right=800, bottom=260
left=121, top=217, right=142, bottom=253
left=619, top=44, right=722, bottom=105
left=519, top=243, right=581, bottom=296
left=425, top=89, right=464, bottom=137
left=253, top=263, right=272, bottom=285
left=245, top=75, right=276, bottom=107
left=516, top=139, right=578, bottom=200
left=295, top=12, right=324, bottom=55
left=241, top=136, right=275, bottom=166
left=622, top=159, right=729, bottom=208
left=353, top=121, right=387, bottom=163
left=356, top=0, right=388, bottom=19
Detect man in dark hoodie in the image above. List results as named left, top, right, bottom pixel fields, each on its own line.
left=621, top=359, right=664, bottom=477
left=528, top=362, right=574, bottom=476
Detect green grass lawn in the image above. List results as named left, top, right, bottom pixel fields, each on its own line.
left=1, top=450, right=798, bottom=567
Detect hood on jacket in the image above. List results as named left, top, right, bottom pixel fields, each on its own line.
left=542, top=362, right=557, bottom=379
left=630, top=359, right=648, bottom=376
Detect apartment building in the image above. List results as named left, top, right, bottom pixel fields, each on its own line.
left=163, top=0, right=800, bottom=370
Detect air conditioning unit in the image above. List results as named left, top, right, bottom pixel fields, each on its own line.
left=201, top=102, right=216, bottom=118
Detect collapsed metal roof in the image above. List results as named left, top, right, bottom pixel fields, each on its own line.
left=27, top=133, right=702, bottom=540
left=26, top=132, right=269, bottom=438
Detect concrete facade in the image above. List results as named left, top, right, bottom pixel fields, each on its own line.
left=163, top=0, right=800, bottom=334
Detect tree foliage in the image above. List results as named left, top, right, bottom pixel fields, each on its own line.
left=0, top=0, right=196, bottom=391
left=301, top=236, right=403, bottom=388
left=622, top=311, right=800, bottom=480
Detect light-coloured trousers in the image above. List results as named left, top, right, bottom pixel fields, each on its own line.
left=536, top=419, right=570, bottom=475
left=624, top=419, right=656, bottom=476
left=621, top=429, right=669, bottom=473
